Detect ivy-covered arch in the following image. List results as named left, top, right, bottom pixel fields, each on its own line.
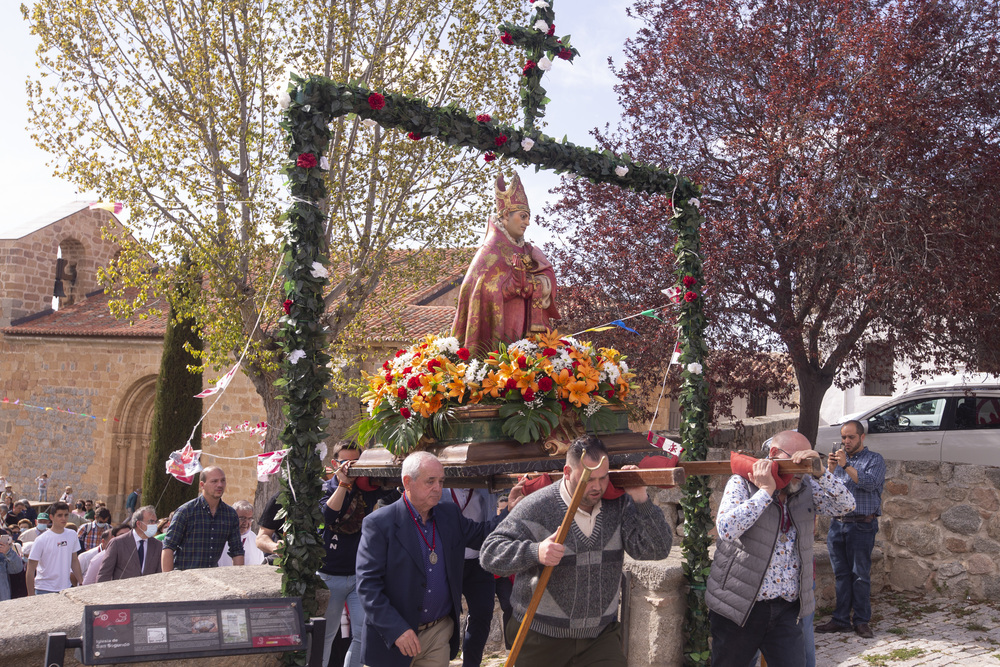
left=274, top=2, right=713, bottom=664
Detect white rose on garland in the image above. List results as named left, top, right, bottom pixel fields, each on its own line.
left=686, top=362, right=703, bottom=375
left=538, top=56, right=553, bottom=71
left=534, top=19, right=549, bottom=32
left=310, top=261, right=329, bottom=279
left=288, top=350, right=307, bottom=364
left=615, top=165, right=629, bottom=177
left=521, top=137, right=535, bottom=151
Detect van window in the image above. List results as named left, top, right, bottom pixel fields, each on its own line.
left=868, top=398, right=946, bottom=433
left=955, top=397, right=1000, bottom=430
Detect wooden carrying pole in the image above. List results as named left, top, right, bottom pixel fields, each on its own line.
left=504, top=456, right=605, bottom=667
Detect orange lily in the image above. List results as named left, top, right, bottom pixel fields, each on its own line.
left=565, top=378, right=592, bottom=407
left=480, top=370, right=504, bottom=399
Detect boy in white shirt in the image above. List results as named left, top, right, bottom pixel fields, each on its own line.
left=26, top=502, right=82, bottom=595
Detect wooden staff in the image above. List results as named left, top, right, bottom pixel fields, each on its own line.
left=504, top=455, right=606, bottom=667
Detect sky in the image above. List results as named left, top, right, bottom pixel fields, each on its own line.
left=0, top=1, right=643, bottom=244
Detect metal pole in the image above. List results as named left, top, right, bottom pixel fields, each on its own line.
left=305, top=617, right=327, bottom=667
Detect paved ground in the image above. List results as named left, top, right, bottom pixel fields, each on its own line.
left=460, top=592, right=1000, bottom=666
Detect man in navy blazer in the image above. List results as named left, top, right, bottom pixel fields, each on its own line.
left=356, top=451, right=522, bottom=667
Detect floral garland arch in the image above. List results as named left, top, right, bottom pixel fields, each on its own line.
left=274, top=1, right=712, bottom=663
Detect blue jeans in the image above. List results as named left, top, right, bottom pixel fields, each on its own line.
left=827, top=519, right=878, bottom=626
left=317, top=571, right=363, bottom=667
left=460, top=558, right=496, bottom=667
left=711, top=599, right=804, bottom=667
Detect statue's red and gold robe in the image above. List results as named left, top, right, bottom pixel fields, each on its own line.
left=452, top=223, right=560, bottom=357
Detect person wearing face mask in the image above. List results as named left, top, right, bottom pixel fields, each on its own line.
left=19, top=513, right=50, bottom=543
left=452, top=172, right=560, bottom=357
left=97, top=506, right=163, bottom=581
left=76, top=507, right=113, bottom=553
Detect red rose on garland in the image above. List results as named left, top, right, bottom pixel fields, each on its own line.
left=495, top=135, right=508, bottom=147
left=282, top=299, right=293, bottom=314
left=407, top=132, right=422, bottom=141
left=476, top=114, right=491, bottom=123
left=367, top=92, right=385, bottom=110
left=684, top=291, right=698, bottom=302
left=547, top=23, right=555, bottom=36
left=457, top=347, right=470, bottom=361
left=557, top=48, right=572, bottom=60
left=484, top=152, right=497, bottom=162
left=683, top=275, right=697, bottom=288
left=296, top=153, right=317, bottom=169
left=400, top=407, right=411, bottom=419
left=501, top=31, right=513, bottom=45
left=522, top=60, right=536, bottom=76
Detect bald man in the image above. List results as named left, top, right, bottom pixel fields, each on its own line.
left=161, top=466, right=244, bottom=571
left=706, top=431, right=855, bottom=667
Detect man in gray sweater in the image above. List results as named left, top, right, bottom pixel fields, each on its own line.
left=480, top=435, right=673, bottom=666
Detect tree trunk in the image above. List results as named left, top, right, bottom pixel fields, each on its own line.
left=246, top=365, right=285, bottom=523
left=794, top=365, right=835, bottom=446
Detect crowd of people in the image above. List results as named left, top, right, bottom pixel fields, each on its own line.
left=0, top=423, right=884, bottom=667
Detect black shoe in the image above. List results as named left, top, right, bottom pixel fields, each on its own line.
left=815, top=619, right=851, bottom=633
left=854, top=623, right=874, bottom=638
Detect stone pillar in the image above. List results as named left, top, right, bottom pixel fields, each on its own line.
left=622, top=551, right=687, bottom=667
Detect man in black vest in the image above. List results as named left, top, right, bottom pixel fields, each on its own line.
left=706, top=431, right=855, bottom=667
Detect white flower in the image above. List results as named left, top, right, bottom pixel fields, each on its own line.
left=277, top=91, right=291, bottom=110
left=689, top=197, right=701, bottom=208
left=309, top=261, right=329, bottom=279
left=534, top=19, right=549, bottom=32
left=362, top=118, right=378, bottom=128
left=320, top=156, right=330, bottom=170
left=686, top=362, right=703, bottom=375
left=538, top=57, right=553, bottom=71
left=532, top=0, right=550, bottom=8
left=288, top=349, right=307, bottom=364
left=620, top=360, right=629, bottom=374
left=584, top=401, right=601, bottom=418
left=615, top=165, right=629, bottom=177
left=521, top=137, right=535, bottom=151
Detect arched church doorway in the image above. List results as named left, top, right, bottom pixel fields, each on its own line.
left=108, top=375, right=157, bottom=520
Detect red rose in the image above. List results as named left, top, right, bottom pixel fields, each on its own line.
left=395, top=350, right=405, bottom=358
left=684, top=291, right=698, bottom=302
left=495, top=135, right=508, bottom=147
left=522, top=60, right=536, bottom=76
left=407, top=376, right=421, bottom=390
left=476, top=114, right=491, bottom=123
left=296, top=153, right=317, bottom=169
left=538, top=376, right=554, bottom=392
left=547, top=23, right=555, bottom=36
left=542, top=347, right=557, bottom=357
left=457, top=347, right=470, bottom=361
left=557, top=48, right=572, bottom=60
left=522, top=388, right=536, bottom=402
left=367, top=92, right=385, bottom=110
left=517, top=356, right=527, bottom=369
left=382, top=361, right=390, bottom=371
left=407, top=132, right=422, bottom=141
left=484, top=152, right=497, bottom=162
left=282, top=299, right=293, bottom=314
left=397, top=387, right=407, bottom=399
left=559, top=400, right=570, bottom=412
left=403, top=366, right=412, bottom=375
left=506, top=378, right=518, bottom=390
left=606, top=389, right=615, bottom=399
left=683, top=275, right=696, bottom=288
left=501, top=31, right=513, bottom=45
left=400, top=407, right=411, bottom=419
left=428, top=359, right=441, bottom=372
left=384, top=372, right=392, bottom=383
left=572, top=360, right=579, bottom=369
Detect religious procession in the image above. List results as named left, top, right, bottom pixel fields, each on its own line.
left=2, top=1, right=1000, bottom=667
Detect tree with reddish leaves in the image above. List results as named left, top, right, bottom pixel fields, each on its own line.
left=544, top=0, right=1000, bottom=445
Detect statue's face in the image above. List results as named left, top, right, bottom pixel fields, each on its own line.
left=503, top=210, right=531, bottom=240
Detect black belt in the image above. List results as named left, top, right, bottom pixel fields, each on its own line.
left=417, top=615, right=449, bottom=632
left=836, top=514, right=875, bottom=523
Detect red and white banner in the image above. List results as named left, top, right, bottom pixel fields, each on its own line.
left=195, top=364, right=240, bottom=399
left=166, top=443, right=203, bottom=484
left=647, top=430, right=684, bottom=458
left=257, top=449, right=290, bottom=482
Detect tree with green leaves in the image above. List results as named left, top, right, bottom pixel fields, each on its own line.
left=23, top=0, right=525, bottom=518
left=143, top=276, right=203, bottom=517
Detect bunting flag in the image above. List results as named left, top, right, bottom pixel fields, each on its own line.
left=669, top=339, right=683, bottom=365
left=610, top=320, right=639, bottom=335
left=165, top=443, right=203, bottom=484
left=257, top=449, right=291, bottom=482
left=194, top=363, right=240, bottom=399
left=639, top=309, right=662, bottom=322
left=88, top=202, right=124, bottom=214
left=1, top=396, right=120, bottom=422
left=662, top=286, right=682, bottom=303
left=648, top=430, right=685, bottom=458
left=204, top=420, right=268, bottom=443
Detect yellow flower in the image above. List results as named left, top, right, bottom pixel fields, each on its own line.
left=446, top=376, right=467, bottom=402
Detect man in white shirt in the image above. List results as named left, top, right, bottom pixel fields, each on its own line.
left=26, top=502, right=82, bottom=595
left=219, top=500, right=265, bottom=566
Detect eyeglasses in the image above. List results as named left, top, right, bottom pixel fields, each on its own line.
left=238, top=516, right=253, bottom=524
left=767, top=447, right=792, bottom=460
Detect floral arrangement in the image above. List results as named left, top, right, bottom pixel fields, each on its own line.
left=354, top=330, right=635, bottom=456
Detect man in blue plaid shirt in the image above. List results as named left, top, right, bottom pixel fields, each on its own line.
left=161, top=466, right=244, bottom=571
left=815, top=420, right=886, bottom=639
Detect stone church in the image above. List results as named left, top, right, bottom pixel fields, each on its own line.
left=0, top=204, right=461, bottom=518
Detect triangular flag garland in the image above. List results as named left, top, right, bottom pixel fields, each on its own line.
left=194, top=363, right=240, bottom=398
left=165, top=443, right=203, bottom=484
left=88, top=202, right=124, bottom=214
left=647, top=430, right=684, bottom=458
left=669, top=338, right=683, bottom=365
left=257, top=449, right=291, bottom=482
